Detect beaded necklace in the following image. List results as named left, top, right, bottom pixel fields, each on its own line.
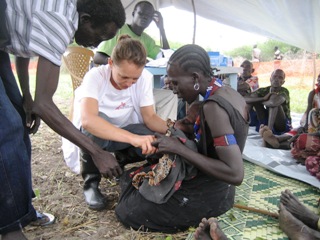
left=194, top=78, right=222, bottom=142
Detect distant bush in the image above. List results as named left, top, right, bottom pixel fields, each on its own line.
left=225, top=39, right=305, bottom=61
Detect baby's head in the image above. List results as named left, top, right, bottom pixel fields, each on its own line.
left=175, top=101, right=201, bottom=139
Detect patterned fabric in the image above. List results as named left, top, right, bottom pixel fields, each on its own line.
left=3, top=0, right=78, bottom=66
left=308, top=108, right=320, bottom=133
left=130, top=127, right=198, bottom=204
left=246, top=76, right=259, bottom=92
left=305, top=156, right=320, bottom=180
left=256, top=86, right=291, bottom=122
left=291, top=133, right=320, bottom=162
left=237, top=75, right=259, bottom=96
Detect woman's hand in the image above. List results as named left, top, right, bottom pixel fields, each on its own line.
left=131, top=134, right=157, bottom=155
left=152, top=132, right=183, bottom=154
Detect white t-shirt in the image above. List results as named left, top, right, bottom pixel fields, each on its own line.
left=61, top=64, right=154, bottom=174
left=76, top=64, right=154, bottom=126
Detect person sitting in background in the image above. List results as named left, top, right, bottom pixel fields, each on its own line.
left=302, top=73, right=320, bottom=133
left=245, top=69, right=292, bottom=134
left=259, top=74, right=320, bottom=150
left=77, top=35, right=167, bottom=210
left=237, top=60, right=259, bottom=127
left=114, top=44, right=249, bottom=233
left=93, top=1, right=170, bottom=64
left=237, top=60, right=259, bottom=97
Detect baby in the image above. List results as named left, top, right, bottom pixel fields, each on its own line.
left=174, top=101, right=201, bottom=139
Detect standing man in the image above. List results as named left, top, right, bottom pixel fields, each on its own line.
left=252, top=44, right=261, bottom=62
left=0, top=0, right=125, bottom=239
left=274, top=46, right=283, bottom=70
left=274, top=46, right=284, bottom=60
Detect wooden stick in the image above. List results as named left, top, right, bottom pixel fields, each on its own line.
left=233, top=203, right=279, bottom=218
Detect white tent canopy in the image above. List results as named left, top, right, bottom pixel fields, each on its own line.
left=122, top=0, right=320, bottom=53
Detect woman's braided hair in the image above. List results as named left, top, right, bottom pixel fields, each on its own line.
left=168, top=44, right=214, bottom=78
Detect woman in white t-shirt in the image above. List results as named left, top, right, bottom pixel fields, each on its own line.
left=78, top=35, right=167, bottom=210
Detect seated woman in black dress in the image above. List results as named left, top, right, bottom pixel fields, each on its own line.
left=115, top=44, right=249, bottom=233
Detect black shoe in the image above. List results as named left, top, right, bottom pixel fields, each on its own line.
left=83, top=185, right=107, bottom=211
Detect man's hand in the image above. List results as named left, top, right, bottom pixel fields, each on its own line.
left=23, top=94, right=40, bottom=134
left=93, top=149, right=123, bottom=179
left=153, top=11, right=164, bottom=29
left=263, top=92, right=276, bottom=101
left=152, top=132, right=182, bottom=154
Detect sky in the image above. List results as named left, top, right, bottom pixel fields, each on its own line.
left=145, top=6, right=268, bottom=53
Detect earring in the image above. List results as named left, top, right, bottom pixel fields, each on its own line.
left=194, top=81, right=200, bottom=91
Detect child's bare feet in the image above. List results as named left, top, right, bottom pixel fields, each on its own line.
left=280, top=189, right=319, bottom=229
left=194, top=218, right=227, bottom=240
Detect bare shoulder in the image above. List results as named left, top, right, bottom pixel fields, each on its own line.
left=213, top=87, right=248, bottom=120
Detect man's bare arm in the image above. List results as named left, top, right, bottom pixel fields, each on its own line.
left=153, top=11, right=170, bottom=49
left=32, top=56, right=122, bottom=178
left=16, top=57, right=41, bottom=134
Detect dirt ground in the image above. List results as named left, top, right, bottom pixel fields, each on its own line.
left=23, top=101, right=192, bottom=240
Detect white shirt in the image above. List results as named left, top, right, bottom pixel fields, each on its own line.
left=76, top=64, right=154, bottom=126
left=62, top=65, right=154, bottom=173
left=3, top=0, right=78, bottom=66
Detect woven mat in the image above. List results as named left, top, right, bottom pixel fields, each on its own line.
left=211, top=160, right=320, bottom=240
left=179, top=160, right=320, bottom=240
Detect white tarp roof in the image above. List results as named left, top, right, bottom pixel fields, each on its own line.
left=122, top=0, right=320, bottom=53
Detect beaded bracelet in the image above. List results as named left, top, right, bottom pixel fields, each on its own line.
left=166, top=118, right=175, bottom=129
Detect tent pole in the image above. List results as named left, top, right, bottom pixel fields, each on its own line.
left=313, top=52, right=316, bottom=88
left=191, top=0, right=196, bottom=44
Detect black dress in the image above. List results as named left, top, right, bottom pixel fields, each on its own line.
left=115, top=94, right=249, bottom=233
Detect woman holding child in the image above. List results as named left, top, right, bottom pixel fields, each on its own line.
left=115, top=44, right=249, bottom=233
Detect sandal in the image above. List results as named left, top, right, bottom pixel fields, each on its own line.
left=30, top=211, right=55, bottom=226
